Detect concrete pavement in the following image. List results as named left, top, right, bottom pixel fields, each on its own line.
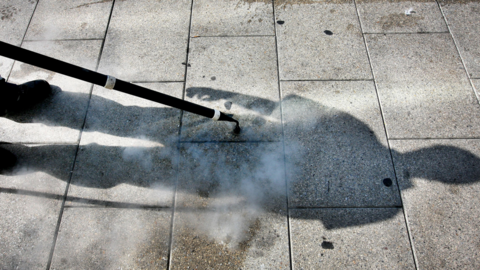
left=1, top=0, right=480, bottom=269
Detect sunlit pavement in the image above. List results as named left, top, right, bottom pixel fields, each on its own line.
left=1, top=0, right=480, bottom=269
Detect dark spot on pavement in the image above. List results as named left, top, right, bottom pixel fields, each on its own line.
left=1, top=5, right=18, bottom=21
left=211, top=76, right=216, bottom=81
left=324, top=30, right=333, bottom=35
left=321, top=241, right=334, bottom=249
left=277, top=20, right=285, bottom=25
left=383, top=178, right=393, bottom=187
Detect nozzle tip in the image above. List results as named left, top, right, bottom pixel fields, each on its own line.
left=233, top=124, right=241, bottom=135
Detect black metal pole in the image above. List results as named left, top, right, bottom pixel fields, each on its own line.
left=0, top=41, right=240, bottom=134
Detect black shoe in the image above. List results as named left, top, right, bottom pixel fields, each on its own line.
left=0, top=79, right=52, bottom=115
left=15, top=80, right=53, bottom=111
left=0, top=147, right=17, bottom=174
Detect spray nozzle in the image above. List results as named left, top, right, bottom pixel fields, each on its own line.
left=219, top=113, right=241, bottom=135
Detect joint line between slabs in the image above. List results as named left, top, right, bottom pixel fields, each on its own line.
left=435, top=0, right=480, bottom=105
left=5, top=0, right=40, bottom=82
left=46, top=0, right=117, bottom=268
left=272, top=1, right=295, bottom=270
left=178, top=140, right=282, bottom=144
left=190, top=35, right=276, bottom=38
left=168, top=0, right=195, bottom=268
left=177, top=0, right=196, bottom=142
left=129, top=80, right=184, bottom=84
left=280, top=79, right=374, bottom=82
left=45, top=144, right=81, bottom=269
left=389, top=137, right=480, bottom=141
left=354, top=0, right=419, bottom=269
left=23, top=38, right=104, bottom=42
left=289, top=206, right=403, bottom=210
left=363, top=31, right=449, bottom=35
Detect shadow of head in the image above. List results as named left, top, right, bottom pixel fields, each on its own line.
left=400, top=145, right=480, bottom=185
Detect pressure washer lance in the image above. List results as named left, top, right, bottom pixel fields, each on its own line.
left=0, top=41, right=241, bottom=134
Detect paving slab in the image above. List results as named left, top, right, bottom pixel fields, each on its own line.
left=366, top=33, right=480, bottom=139
left=290, top=208, right=415, bottom=269
left=0, top=0, right=38, bottom=79
left=275, top=0, right=371, bottom=80
left=51, top=207, right=171, bottom=269
left=68, top=83, right=183, bottom=206
left=0, top=57, right=14, bottom=80
left=390, top=139, right=480, bottom=269
left=25, top=0, right=113, bottom=41
left=97, top=0, right=190, bottom=82
left=356, top=0, right=447, bottom=33
left=181, top=36, right=281, bottom=142
left=282, top=81, right=400, bottom=207
left=0, top=143, right=76, bottom=269
left=68, top=142, right=177, bottom=207
left=83, top=83, right=183, bottom=144
left=439, top=0, right=480, bottom=78
left=171, top=142, right=289, bottom=269
left=191, top=0, right=274, bottom=36
left=0, top=0, right=37, bottom=45
left=1, top=40, right=102, bottom=144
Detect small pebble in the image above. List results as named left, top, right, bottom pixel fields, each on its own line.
left=224, top=101, right=232, bottom=110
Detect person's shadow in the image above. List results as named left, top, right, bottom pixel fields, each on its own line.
left=3, top=85, right=182, bottom=143
left=185, top=87, right=480, bottom=227
left=1, top=86, right=480, bottom=229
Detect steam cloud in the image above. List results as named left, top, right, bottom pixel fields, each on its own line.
left=177, top=141, right=297, bottom=249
